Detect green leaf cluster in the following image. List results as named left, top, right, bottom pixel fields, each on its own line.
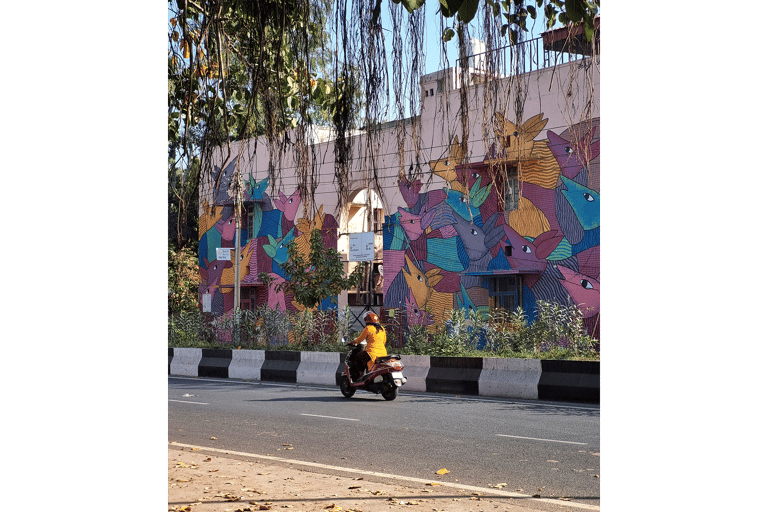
left=260, top=229, right=364, bottom=310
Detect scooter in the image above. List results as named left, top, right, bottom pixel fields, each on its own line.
left=339, top=337, right=407, bottom=401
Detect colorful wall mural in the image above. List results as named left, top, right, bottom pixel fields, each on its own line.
left=198, top=161, right=340, bottom=317
left=382, top=114, right=600, bottom=339
left=198, top=113, right=600, bottom=340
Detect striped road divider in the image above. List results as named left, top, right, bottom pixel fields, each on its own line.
left=168, top=348, right=599, bottom=403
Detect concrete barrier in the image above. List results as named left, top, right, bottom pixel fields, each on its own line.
left=297, top=351, right=343, bottom=386
left=479, top=357, right=542, bottom=400
left=170, top=348, right=202, bottom=377
left=198, top=349, right=232, bottom=378
left=426, top=357, right=483, bottom=395
left=399, top=355, right=430, bottom=392
left=229, top=349, right=265, bottom=380
left=538, top=360, right=600, bottom=403
left=261, top=350, right=301, bottom=383
left=168, top=348, right=599, bottom=403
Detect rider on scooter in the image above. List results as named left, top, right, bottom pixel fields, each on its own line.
left=349, top=312, right=387, bottom=381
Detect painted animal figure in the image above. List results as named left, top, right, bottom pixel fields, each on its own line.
left=501, top=226, right=563, bottom=274
left=556, top=265, right=600, bottom=319
left=450, top=211, right=506, bottom=290
left=211, top=158, right=238, bottom=204
left=273, top=188, right=302, bottom=222
left=199, top=201, right=224, bottom=239
left=405, top=289, right=435, bottom=329
left=398, top=175, right=423, bottom=209
left=401, top=254, right=444, bottom=310
left=444, top=187, right=481, bottom=224
left=451, top=212, right=507, bottom=263
left=294, top=205, right=326, bottom=257
left=397, top=206, right=428, bottom=241
left=493, top=113, right=560, bottom=189
left=429, top=137, right=469, bottom=194
left=546, top=127, right=600, bottom=180
left=244, top=175, right=269, bottom=203
left=263, top=227, right=297, bottom=266
left=559, top=176, right=600, bottom=231
left=219, top=241, right=255, bottom=290
left=200, top=257, right=230, bottom=289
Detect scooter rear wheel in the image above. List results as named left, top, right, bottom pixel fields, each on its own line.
left=381, top=384, right=398, bottom=401
left=340, top=378, right=356, bottom=398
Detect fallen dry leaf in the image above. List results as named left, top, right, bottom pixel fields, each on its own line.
left=436, top=468, right=450, bottom=475
left=210, top=437, right=217, bottom=440
left=426, top=482, right=441, bottom=486
left=489, top=483, right=507, bottom=489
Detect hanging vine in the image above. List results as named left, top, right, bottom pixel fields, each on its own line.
left=168, top=0, right=599, bottom=249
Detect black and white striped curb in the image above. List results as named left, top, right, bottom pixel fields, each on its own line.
left=169, top=348, right=599, bottom=403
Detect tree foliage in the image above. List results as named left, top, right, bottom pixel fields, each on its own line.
left=168, top=0, right=358, bottom=249
left=167, top=0, right=599, bottom=248
left=168, top=246, right=200, bottom=314
left=260, top=229, right=364, bottom=310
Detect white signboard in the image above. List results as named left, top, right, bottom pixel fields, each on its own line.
left=349, top=232, right=375, bottom=262
left=216, top=248, right=231, bottom=261
left=202, top=293, right=212, bottom=313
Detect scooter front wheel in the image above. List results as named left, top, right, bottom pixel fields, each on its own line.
left=381, top=384, right=398, bottom=401
left=340, top=378, right=356, bottom=398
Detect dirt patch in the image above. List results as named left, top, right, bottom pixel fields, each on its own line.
left=168, top=446, right=547, bottom=512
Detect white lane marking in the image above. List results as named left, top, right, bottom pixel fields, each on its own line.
left=301, top=413, right=359, bottom=421
left=169, top=399, right=209, bottom=405
left=168, top=376, right=599, bottom=412
left=497, top=434, right=587, bottom=445
left=169, top=442, right=600, bottom=511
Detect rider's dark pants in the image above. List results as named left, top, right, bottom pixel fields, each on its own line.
left=351, top=351, right=371, bottom=381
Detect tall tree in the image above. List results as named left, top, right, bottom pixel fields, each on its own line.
left=167, top=0, right=599, bottom=250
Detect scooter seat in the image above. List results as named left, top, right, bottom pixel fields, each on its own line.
left=374, top=354, right=401, bottom=363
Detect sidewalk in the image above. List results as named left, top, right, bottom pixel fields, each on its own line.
left=168, top=445, right=577, bottom=512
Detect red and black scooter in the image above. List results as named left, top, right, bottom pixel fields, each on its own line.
left=339, top=337, right=407, bottom=401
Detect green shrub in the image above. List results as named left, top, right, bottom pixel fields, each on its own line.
left=168, top=301, right=599, bottom=360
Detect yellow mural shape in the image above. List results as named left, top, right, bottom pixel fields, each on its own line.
left=402, top=254, right=443, bottom=310
left=492, top=113, right=561, bottom=189
left=220, top=242, right=254, bottom=290
left=199, top=200, right=224, bottom=239
left=294, top=205, right=325, bottom=258
left=507, top=196, right=552, bottom=239
left=428, top=136, right=468, bottom=195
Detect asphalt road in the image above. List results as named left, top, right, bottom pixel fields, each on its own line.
left=168, top=376, right=600, bottom=507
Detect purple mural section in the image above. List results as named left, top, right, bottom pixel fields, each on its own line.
left=382, top=115, right=600, bottom=339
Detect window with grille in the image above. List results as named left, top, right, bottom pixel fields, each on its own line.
left=504, top=165, right=519, bottom=211
left=488, top=275, right=522, bottom=312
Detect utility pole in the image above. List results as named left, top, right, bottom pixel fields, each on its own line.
left=233, top=165, right=242, bottom=344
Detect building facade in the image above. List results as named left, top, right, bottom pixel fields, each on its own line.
left=198, top=31, right=600, bottom=339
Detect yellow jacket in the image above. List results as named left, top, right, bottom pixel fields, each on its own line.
left=353, top=324, right=388, bottom=371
